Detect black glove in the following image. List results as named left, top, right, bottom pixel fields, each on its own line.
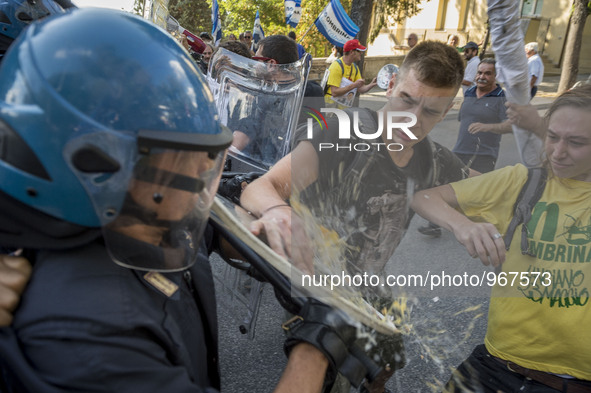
left=282, top=299, right=382, bottom=388
left=217, top=172, right=263, bottom=205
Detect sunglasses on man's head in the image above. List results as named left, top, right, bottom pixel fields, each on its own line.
left=252, top=56, right=274, bottom=63
left=245, top=35, right=252, bottom=39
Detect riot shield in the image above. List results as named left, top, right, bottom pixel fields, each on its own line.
left=209, top=48, right=310, bottom=171
left=211, top=196, right=399, bottom=336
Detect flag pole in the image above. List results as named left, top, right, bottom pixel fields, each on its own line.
left=297, top=17, right=318, bottom=43
left=297, top=0, right=329, bottom=43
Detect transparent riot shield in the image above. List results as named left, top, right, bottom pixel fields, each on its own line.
left=209, top=48, right=310, bottom=171
left=209, top=49, right=309, bottom=338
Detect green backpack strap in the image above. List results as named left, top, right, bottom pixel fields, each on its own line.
left=503, top=167, right=548, bottom=255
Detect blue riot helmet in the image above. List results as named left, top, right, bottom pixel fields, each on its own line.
left=0, top=0, right=74, bottom=59
left=0, top=8, right=233, bottom=271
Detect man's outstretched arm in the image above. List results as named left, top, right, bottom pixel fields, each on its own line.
left=240, top=141, right=319, bottom=264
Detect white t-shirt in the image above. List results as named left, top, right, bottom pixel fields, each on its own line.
left=528, top=53, right=544, bottom=86
left=462, top=56, right=479, bottom=94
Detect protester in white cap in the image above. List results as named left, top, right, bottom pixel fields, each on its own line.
left=461, top=41, right=480, bottom=94
left=525, top=42, right=544, bottom=99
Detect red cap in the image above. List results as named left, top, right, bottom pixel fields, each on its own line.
left=343, top=39, right=366, bottom=53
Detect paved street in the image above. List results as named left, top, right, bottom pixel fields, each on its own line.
left=212, top=74, right=589, bottom=392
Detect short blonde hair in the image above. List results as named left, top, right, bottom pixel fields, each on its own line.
left=400, top=41, right=464, bottom=89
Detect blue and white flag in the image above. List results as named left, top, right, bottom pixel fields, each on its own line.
left=285, top=0, right=302, bottom=28
left=211, top=0, right=222, bottom=46
left=314, top=0, right=359, bottom=48
left=253, top=9, right=265, bottom=45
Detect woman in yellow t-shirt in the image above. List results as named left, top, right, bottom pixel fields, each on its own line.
left=411, top=85, right=591, bottom=392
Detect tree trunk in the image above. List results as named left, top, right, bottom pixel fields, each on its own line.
left=557, top=0, right=589, bottom=94
left=349, top=0, right=374, bottom=74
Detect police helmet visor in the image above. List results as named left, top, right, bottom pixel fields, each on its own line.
left=103, top=147, right=226, bottom=271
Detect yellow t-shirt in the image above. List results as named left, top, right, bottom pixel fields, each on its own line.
left=451, top=164, right=591, bottom=380
left=324, top=59, right=361, bottom=99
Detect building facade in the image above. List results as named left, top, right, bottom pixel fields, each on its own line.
left=367, top=0, right=591, bottom=73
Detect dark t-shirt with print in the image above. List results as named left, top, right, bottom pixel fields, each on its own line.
left=297, top=108, right=468, bottom=274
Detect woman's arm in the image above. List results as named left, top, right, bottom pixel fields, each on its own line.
left=411, top=184, right=506, bottom=267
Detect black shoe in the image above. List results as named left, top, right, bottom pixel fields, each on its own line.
left=417, top=223, right=441, bottom=237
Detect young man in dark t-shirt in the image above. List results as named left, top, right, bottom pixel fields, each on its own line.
left=299, top=113, right=468, bottom=274
left=241, top=41, right=476, bottom=393
left=241, top=41, right=473, bottom=274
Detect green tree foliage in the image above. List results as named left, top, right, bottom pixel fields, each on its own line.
left=132, top=0, right=209, bottom=35
left=216, top=0, right=352, bottom=57
left=365, top=0, right=426, bottom=42
left=558, top=0, right=590, bottom=93
left=221, top=1, right=284, bottom=37
left=137, top=0, right=352, bottom=56
left=132, top=0, right=147, bottom=16
left=132, top=0, right=425, bottom=57
left=168, top=0, right=211, bottom=34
